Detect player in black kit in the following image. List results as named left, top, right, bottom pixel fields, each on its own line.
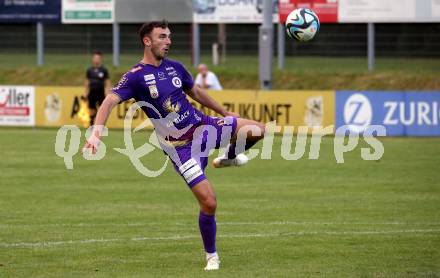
left=84, top=51, right=110, bottom=126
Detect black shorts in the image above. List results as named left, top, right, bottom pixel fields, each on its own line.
left=87, top=90, right=105, bottom=109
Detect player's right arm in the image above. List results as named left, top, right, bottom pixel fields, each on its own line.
left=92, top=93, right=120, bottom=127
left=83, top=71, right=137, bottom=154
left=82, top=93, right=120, bottom=154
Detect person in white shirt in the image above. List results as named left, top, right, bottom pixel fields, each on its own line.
left=195, top=64, right=223, bottom=90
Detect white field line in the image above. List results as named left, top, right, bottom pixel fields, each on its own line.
left=1, top=229, right=439, bottom=249
left=1, top=221, right=440, bottom=228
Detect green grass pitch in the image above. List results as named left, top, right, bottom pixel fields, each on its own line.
left=1, top=127, right=439, bottom=277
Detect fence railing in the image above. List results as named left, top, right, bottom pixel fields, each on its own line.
left=0, top=23, right=439, bottom=57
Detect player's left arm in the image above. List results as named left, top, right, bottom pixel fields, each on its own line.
left=185, top=85, right=239, bottom=118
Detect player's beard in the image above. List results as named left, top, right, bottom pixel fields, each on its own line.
left=151, top=44, right=168, bottom=60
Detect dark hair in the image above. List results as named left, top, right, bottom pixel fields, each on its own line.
left=138, top=20, right=169, bottom=47
left=93, top=51, right=102, bottom=56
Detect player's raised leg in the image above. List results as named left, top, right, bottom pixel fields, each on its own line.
left=191, top=179, right=220, bottom=270
left=213, top=118, right=265, bottom=168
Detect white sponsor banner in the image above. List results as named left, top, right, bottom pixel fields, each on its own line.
left=0, top=86, right=35, bottom=126
left=433, top=0, right=440, bottom=17
left=62, top=0, right=114, bottom=23
left=339, top=0, right=440, bottom=23
left=193, top=0, right=279, bottom=23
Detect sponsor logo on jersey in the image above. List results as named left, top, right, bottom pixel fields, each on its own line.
left=193, top=112, right=202, bottom=121
left=145, top=80, right=156, bottom=85
left=166, top=110, right=190, bottom=128
left=144, top=74, right=155, bottom=81
left=166, top=66, right=177, bottom=76
left=149, top=85, right=159, bottom=99
left=158, top=71, right=167, bottom=80
left=167, top=70, right=178, bottom=76
left=172, top=77, right=182, bottom=88
left=163, top=97, right=180, bottom=113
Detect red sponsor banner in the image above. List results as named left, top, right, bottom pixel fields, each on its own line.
left=0, top=107, right=30, bottom=116
left=279, top=0, right=338, bottom=23
left=0, top=86, right=35, bottom=126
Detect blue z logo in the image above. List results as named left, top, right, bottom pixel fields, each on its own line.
left=348, top=101, right=367, bottom=125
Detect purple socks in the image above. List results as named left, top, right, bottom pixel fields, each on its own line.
left=199, top=211, right=217, bottom=253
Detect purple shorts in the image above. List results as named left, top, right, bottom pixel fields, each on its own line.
left=165, top=116, right=237, bottom=188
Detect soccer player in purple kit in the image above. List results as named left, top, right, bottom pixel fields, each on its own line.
left=83, top=20, right=265, bottom=270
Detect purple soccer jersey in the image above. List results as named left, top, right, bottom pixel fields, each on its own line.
left=113, top=58, right=205, bottom=139
left=112, top=59, right=237, bottom=187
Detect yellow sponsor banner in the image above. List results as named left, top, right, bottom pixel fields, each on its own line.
left=35, top=86, right=151, bottom=129
left=36, top=86, right=85, bottom=127
left=36, top=87, right=335, bottom=131
left=192, top=90, right=335, bottom=131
